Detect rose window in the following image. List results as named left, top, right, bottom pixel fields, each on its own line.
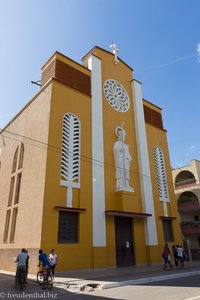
left=103, top=79, right=130, bottom=112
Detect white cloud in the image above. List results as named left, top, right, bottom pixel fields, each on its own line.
left=197, top=43, right=200, bottom=62
left=186, top=145, right=196, bottom=158
left=173, top=145, right=197, bottom=168
left=189, top=145, right=196, bottom=150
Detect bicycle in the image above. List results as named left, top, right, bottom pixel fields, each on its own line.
left=15, top=267, right=26, bottom=290
left=37, top=266, right=53, bottom=290
left=178, top=257, right=184, bottom=270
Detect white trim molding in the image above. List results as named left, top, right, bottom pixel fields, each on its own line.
left=88, top=54, right=106, bottom=247
left=60, top=112, right=81, bottom=207
left=131, top=80, right=158, bottom=246
left=154, top=145, right=169, bottom=217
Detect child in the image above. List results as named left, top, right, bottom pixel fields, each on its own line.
left=162, top=246, right=173, bottom=270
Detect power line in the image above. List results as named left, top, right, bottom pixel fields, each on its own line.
left=0, top=127, right=176, bottom=187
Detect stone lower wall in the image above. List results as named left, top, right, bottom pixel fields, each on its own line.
left=0, top=248, right=39, bottom=275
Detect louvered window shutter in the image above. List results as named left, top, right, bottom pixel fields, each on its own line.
left=61, top=113, right=80, bottom=188
left=154, top=146, right=169, bottom=201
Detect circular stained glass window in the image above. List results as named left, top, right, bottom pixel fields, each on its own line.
left=103, top=79, right=130, bottom=112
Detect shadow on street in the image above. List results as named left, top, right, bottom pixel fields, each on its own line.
left=0, top=273, right=122, bottom=299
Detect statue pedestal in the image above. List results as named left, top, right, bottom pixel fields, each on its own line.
left=116, top=186, right=134, bottom=192
left=115, top=190, right=136, bottom=211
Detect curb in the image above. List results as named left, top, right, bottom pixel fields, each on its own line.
left=101, top=270, right=200, bottom=289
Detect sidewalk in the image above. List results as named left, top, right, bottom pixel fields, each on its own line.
left=53, top=261, right=200, bottom=291
left=1, top=261, right=200, bottom=292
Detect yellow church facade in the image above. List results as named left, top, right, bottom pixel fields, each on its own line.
left=0, top=46, right=181, bottom=273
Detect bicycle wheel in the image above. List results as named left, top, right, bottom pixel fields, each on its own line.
left=16, top=273, right=25, bottom=290
left=37, top=271, right=44, bottom=286
left=46, top=274, right=53, bottom=290
left=180, top=261, right=184, bottom=269
left=15, top=276, right=20, bottom=290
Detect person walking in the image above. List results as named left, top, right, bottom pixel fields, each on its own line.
left=25, top=249, right=29, bottom=283
left=172, top=245, right=178, bottom=266
left=162, top=244, right=173, bottom=270
left=177, top=245, right=184, bottom=267
left=15, top=248, right=28, bottom=288
left=49, top=249, right=58, bottom=279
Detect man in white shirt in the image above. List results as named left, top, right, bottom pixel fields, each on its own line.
left=177, top=245, right=184, bottom=266
left=49, top=249, right=58, bottom=278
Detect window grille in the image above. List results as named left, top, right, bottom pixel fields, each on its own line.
left=58, top=211, right=78, bottom=244
left=154, top=146, right=169, bottom=201
left=61, top=113, right=80, bottom=187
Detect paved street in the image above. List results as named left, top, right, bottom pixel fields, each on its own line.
left=0, top=273, right=109, bottom=300
left=0, top=273, right=200, bottom=300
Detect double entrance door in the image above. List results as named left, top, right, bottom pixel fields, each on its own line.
left=115, top=216, right=135, bottom=267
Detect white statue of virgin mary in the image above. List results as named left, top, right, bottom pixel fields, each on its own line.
left=113, top=123, right=134, bottom=192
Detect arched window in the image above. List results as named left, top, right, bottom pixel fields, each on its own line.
left=154, top=146, right=169, bottom=201
left=3, top=143, right=24, bottom=243
left=178, top=191, right=198, bottom=204
left=61, top=113, right=80, bottom=187
left=175, top=171, right=196, bottom=188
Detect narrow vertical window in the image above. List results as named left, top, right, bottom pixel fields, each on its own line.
left=12, top=146, right=19, bottom=173
left=18, top=143, right=24, bottom=169
left=14, top=173, right=22, bottom=204
left=7, top=177, right=15, bottom=206
left=3, top=210, right=11, bottom=242
left=154, top=146, right=169, bottom=201
left=61, top=113, right=81, bottom=187
left=10, top=207, right=18, bottom=242
left=5, top=143, right=25, bottom=243
left=162, top=220, right=173, bottom=242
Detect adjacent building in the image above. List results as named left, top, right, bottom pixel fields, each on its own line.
left=172, top=159, right=200, bottom=260
left=0, top=45, right=182, bottom=273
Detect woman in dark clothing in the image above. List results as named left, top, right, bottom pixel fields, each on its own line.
left=172, top=245, right=178, bottom=266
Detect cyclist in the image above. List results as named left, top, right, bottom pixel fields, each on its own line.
left=37, top=249, right=50, bottom=289
left=38, top=249, right=50, bottom=269
left=15, top=248, right=28, bottom=288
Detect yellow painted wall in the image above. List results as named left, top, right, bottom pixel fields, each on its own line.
left=92, top=48, right=147, bottom=265
left=133, top=218, right=148, bottom=264
left=146, top=122, right=182, bottom=254
left=40, top=80, right=93, bottom=270
left=95, top=48, right=142, bottom=210
left=105, top=216, right=116, bottom=267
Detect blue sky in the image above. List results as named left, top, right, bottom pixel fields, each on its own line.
left=0, top=0, right=200, bottom=168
